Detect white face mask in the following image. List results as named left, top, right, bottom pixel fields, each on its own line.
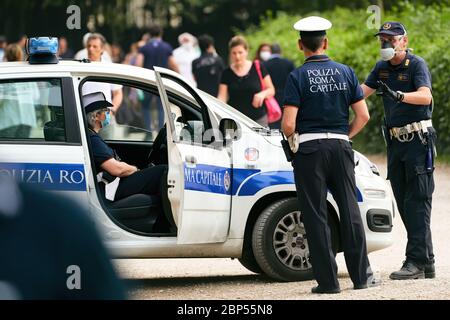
left=182, top=42, right=193, bottom=49
left=380, top=36, right=405, bottom=61
left=260, top=51, right=271, bottom=61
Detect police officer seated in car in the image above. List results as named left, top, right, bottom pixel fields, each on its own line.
left=83, top=92, right=167, bottom=203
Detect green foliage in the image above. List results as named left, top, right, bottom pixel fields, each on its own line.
left=243, top=2, right=450, bottom=154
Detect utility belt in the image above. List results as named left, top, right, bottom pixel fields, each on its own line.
left=389, top=119, right=433, bottom=144
left=287, top=132, right=349, bottom=154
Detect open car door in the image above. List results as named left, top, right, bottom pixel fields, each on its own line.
left=154, top=67, right=232, bottom=244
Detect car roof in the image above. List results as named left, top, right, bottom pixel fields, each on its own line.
left=0, top=61, right=157, bottom=80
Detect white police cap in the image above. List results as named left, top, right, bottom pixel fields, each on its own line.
left=83, top=92, right=113, bottom=113
left=294, top=16, right=332, bottom=37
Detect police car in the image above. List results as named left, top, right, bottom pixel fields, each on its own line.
left=0, top=38, right=394, bottom=281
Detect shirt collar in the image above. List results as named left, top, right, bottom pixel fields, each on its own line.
left=388, top=50, right=412, bottom=70
left=305, top=54, right=331, bottom=63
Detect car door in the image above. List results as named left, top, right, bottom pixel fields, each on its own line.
left=0, top=76, right=89, bottom=207
left=154, top=67, right=232, bottom=244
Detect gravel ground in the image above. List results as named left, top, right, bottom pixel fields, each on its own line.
left=114, top=156, right=450, bottom=300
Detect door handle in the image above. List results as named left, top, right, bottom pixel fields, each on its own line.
left=185, top=155, right=197, bottom=164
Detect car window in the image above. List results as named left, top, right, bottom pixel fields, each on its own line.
left=80, top=80, right=203, bottom=144
left=0, top=79, right=66, bottom=142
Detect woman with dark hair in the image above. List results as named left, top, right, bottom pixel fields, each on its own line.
left=255, top=43, right=272, bottom=62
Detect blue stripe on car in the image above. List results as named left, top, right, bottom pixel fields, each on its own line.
left=184, top=164, right=363, bottom=203
left=0, top=163, right=86, bottom=192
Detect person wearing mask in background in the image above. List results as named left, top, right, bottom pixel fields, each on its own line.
left=255, top=43, right=272, bottom=62
left=173, top=32, right=200, bottom=86
left=264, top=43, right=296, bottom=129
left=361, top=22, right=436, bottom=281
left=218, top=36, right=275, bottom=127
left=192, top=34, right=225, bottom=97
left=0, top=176, right=126, bottom=300
left=282, top=16, right=378, bottom=294
left=136, top=24, right=179, bottom=132
left=0, top=36, right=7, bottom=62
left=58, top=37, right=74, bottom=59
left=0, top=44, right=38, bottom=139
left=75, top=32, right=112, bottom=62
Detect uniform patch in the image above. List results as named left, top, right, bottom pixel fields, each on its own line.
left=379, top=70, right=389, bottom=79
left=398, top=73, right=409, bottom=81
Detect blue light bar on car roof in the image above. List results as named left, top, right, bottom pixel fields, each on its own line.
left=26, top=37, right=59, bottom=65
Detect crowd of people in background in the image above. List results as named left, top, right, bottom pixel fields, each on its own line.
left=0, top=26, right=296, bottom=131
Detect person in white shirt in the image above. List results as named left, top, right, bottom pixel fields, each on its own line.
left=75, top=32, right=112, bottom=62
left=82, top=34, right=123, bottom=140
left=173, top=33, right=200, bottom=86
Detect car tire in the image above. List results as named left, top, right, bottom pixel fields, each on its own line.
left=252, top=198, right=339, bottom=282
left=238, top=241, right=263, bottom=274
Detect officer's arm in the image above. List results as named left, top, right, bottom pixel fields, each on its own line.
left=402, top=86, right=433, bottom=105
left=349, top=99, right=370, bottom=139
left=101, top=158, right=138, bottom=178
left=217, top=84, right=228, bottom=103
left=281, top=106, right=298, bottom=137
left=361, top=84, right=376, bottom=99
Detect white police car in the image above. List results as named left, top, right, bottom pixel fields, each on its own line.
left=0, top=38, right=394, bottom=281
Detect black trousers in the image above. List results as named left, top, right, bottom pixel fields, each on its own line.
left=387, top=132, right=435, bottom=266
left=293, top=139, right=371, bottom=289
left=115, top=165, right=168, bottom=201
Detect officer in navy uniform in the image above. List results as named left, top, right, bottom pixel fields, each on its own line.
left=361, top=22, right=436, bottom=280
left=282, top=16, right=378, bottom=294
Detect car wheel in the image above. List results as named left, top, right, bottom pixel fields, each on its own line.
left=252, top=198, right=339, bottom=282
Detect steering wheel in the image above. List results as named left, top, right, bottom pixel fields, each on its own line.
left=148, top=125, right=168, bottom=166
left=147, top=119, right=196, bottom=167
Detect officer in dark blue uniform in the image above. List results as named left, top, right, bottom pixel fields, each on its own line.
left=362, top=22, right=436, bottom=280
left=282, top=16, right=378, bottom=294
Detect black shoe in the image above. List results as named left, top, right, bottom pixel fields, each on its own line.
left=354, top=275, right=382, bottom=290
left=311, top=286, right=341, bottom=294
left=425, top=263, right=435, bottom=279
left=389, top=261, right=425, bottom=280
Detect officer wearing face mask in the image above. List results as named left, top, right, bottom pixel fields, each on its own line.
left=84, top=92, right=167, bottom=203
left=361, top=22, right=436, bottom=281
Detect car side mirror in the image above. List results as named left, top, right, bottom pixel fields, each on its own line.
left=219, top=118, right=240, bottom=144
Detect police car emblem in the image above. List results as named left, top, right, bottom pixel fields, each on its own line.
left=383, top=23, right=392, bottom=30
left=224, top=171, right=231, bottom=192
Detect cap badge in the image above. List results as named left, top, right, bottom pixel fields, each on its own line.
left=383, top=23, right=392, bottom=30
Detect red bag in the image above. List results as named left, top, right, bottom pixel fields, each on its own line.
left=254, top=60, right=282, bottom=124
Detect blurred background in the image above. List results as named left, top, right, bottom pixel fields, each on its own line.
left=0, top=0, right=448, bottom=156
